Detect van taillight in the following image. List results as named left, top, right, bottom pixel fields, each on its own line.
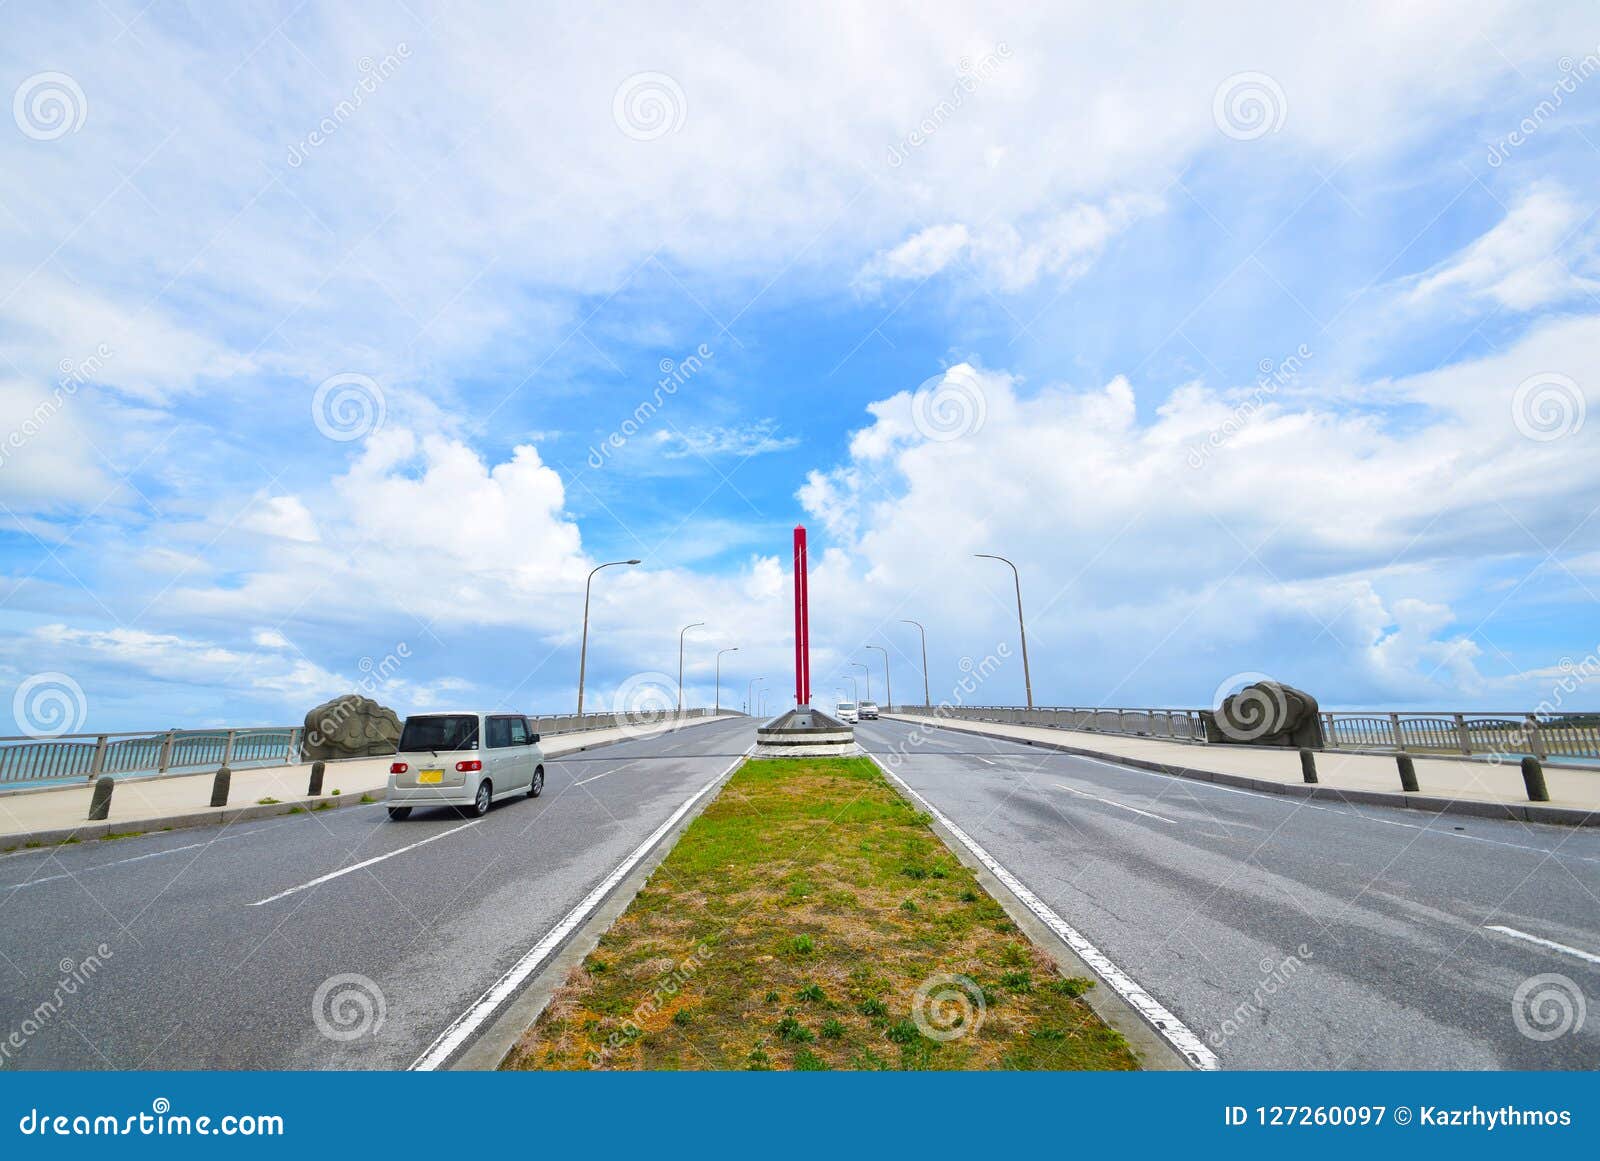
left=456, top=759, right=482, bottom=772
left=390, top=762, right=408, bottom=774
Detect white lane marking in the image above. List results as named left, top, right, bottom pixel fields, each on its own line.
left=1484, top=925, right=1600, bottom=966
left=410, top=745, right=753, bottom=1071
left=0, top=823, right=283, bottom=890
left=1054, top=782, right=1176, bottom=825
left=974, top=756, right=998, bottom=766
left=869, top=753, right=1219, bottom=1070
left=911, top=728, right=1600, bottom=866
left=248, top=820, right=481, bottom=906
left=574, top=760, right=641, bottom=787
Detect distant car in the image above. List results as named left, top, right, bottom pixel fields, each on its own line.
left=859, top=701, right=880, bottom=720
left=386, top=711, right=544, bottom=820
left=836, top=701, right=859, bottom=723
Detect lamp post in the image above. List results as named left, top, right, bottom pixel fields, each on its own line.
left=900, top=619, right=930, bottom=707
left=747, top=676, right=764, bottom=716
left=845, top=674, right=859, bottom=703
left=714, top=647, right=739, bottom=714
left=850, top=660, right=872, bottom=704
left=677, top=622, right=705, bottom=713
left=577, top=559, right=641, bottom=715
left=975, top=553, right=1034, bottom=709
left=865, top=645, right=891, bottom=712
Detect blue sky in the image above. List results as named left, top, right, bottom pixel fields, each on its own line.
left=4, top=1, right=1600, bottom=733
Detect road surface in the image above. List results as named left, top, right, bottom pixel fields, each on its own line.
left=0, top=717, right=756, bottom=1069
left=857, top=718, right=1600, bottom=1069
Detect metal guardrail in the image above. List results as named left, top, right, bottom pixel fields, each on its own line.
left=0, top=708, right=728, bottom=788
left=886, top=705, right=1600, bottom=762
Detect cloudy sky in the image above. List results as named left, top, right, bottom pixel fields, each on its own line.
left=3, top=1, right=1599, bottom=732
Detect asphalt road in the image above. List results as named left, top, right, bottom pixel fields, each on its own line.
left=857, top=719, right=1600, bottom=1069
left=0, top=716, right=756, bottom=1070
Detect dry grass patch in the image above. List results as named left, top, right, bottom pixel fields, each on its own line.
left=503, top=757, right=1138, bottom=1071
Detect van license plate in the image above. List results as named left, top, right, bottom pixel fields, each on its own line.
left=418, top=770, right=443, bottom=784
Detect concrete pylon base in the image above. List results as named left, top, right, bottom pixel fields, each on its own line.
left=752, top=707, right=857, bottom=759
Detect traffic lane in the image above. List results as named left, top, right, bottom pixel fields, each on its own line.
left=0, top=718, right=750, bottom=898
left=862, top=719, right=1600, bottom=908
left=857, top=719, right=1600, bottom=1069
left=0, top=717, right=755, bottom=1069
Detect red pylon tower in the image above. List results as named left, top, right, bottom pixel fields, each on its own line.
left=792, top=525, right=811, bottom=709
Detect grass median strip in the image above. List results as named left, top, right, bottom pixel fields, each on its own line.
left=504, top=756, right=1138, bottom=1071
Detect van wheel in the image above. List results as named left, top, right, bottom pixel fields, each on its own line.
left=387, top=806, right=412, bottom=821
left=472, top=780, right=492, bottom=816
left=528, top=766, right=544, bottom=798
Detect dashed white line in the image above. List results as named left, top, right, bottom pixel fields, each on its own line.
left=0, top=823, right=283, bottom=890
left=1054, top=782, right=1176, bottom=824
left=248, top=820, right=481, bottom=906
left=869, top=753, right=1219, bottom=1070
left=1484, top=925, right=1600, bottom=966
left=410, top=745, right=753, bottom=1071
left=574, top=760, right=641, bottom=787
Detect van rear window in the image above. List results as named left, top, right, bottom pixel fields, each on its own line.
left=399, top=715, right=478, bottom=752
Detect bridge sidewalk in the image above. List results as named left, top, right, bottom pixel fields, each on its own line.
left=0, top=716, right=739, bottom=849
left=885, top=713, right=1599, bottom=826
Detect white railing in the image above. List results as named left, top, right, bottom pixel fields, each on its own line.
left=886, top=705, right=1600, bottom=762
left=0, top=708, right=730, bottom=788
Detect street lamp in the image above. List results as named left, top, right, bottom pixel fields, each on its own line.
left=900, top=619, right=930, bottom=707
left=577, top=558, right=641, bottom=715
left=865, top=645, right=891, bottom=712
left=677, top=622, right=705, bottom=713
left=747, top=676, right=764, bottom=716
left=975, top=553, right=1034, bottom=709
left=714, top=647, right=739, bottom=714
left=850, top=660, right=872, bottom=704
left=845, top=674, right=859, bottom=703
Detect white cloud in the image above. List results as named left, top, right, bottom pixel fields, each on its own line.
left=651, top=421, right=801, bottom=458
left=1408, top=184, right=1600, bottom=312
left=241, top=495, right=320, bottom=543
left=855, top=195, right=1162, bottom=294
left=0, top=377, right=117, bottom=511
left=798, top=318, right=1600, bottom=706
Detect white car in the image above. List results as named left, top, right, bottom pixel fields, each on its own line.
left=859, top=701, right=880, bottom=720
left=835, top=701, right=859, bottom=723
left=386, top=711, right=545, bottom=820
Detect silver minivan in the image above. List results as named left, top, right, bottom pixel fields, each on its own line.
left=386, top=711, right=545, bottom=820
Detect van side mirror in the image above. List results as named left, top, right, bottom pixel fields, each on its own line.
left=529, top=733, right=540, bottom=744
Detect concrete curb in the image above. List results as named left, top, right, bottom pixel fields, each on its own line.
left=1, top=789, right=389, bottom=849
left=886, top=716, right=1599, bottom=828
